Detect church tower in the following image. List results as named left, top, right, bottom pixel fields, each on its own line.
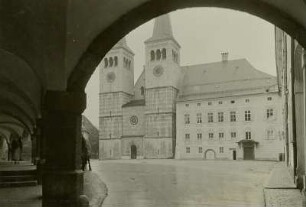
left=99, top=38, right=134, bottom=159
left=144, top=14, right=181, bottom=158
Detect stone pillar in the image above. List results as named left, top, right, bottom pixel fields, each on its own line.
left=303, top=48, right=306, bottom=192
left=42, top=91, right=89, bottom=207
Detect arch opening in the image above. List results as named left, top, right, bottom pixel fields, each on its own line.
left=67, top=1, right=306, bottom=91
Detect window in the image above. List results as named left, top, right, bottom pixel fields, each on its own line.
left=140, top=87, right=145, bottom=96
left=208, top=113, right=213, bottom=123
left=218, top=112, right=224, bottom=122
left=267, top=109, right=273, bottom=118
left=267, top=130, right=274, bottom=139
left=245, top=99, right=250, bottom=103
left=219, top=147, right=224, bottom=153
left=199, top=147, right=203, bottom=153
left=230, top=111, right=236, bottom=122
left=114, top=56, right=118, bottom=66
left=172, top=50, right=178, bottom=63
left=104, top=58, right=108, bottom=68
left=267, top=97, right=272, bottom=101
left=185, top=103, right=189, bottom=107
left=184, top=114, right=190, bottom=124
left=156, top=49, right=161, bottom=60
left=127, top=60, right=131, bottom=69
left=231, top=132, right=237, bottom=139
left=197, top=113, right=202, bottom=123
left=245, top=110, right=251, bottom=121
left=208, top=102, right=212, bottom=106
left=209, top=133, right=214, bottom=139
left=162, top=48, right=166, bottom=59
left=231, top=100, right=235, bottom=104
left=219, top=132, right=224, bottom=139
left=150, top=50, right=155, bottom=61
left=186, top=147, right=190, bottom=153
left=197, top=103, right=201, bottom=106
left=246, top=131, right=251, bottom=140
left=109, top=57, right=113, bottom=67
left=218, top=101, right=223, bottom=104
left=197, top=133, right=202, bottom=141
left=185, top=133, right=190, bottom=140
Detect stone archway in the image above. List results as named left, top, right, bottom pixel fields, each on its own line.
left=67, top=0, right=306, bottom=92
left=204, top=149, right=216, bottom=160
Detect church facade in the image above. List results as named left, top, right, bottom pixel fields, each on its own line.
left=99, top=14, right=285, bottom=160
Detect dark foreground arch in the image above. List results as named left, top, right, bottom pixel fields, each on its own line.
left=68, top=0, right=306, bottom=92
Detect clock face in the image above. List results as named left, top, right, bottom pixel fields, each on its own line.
left=153, top=65, right=164, bottom=77
left=106, top=72, right=116, bottom=83
left=130, top=115, right=138, bottom=125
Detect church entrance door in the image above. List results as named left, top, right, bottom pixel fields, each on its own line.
left=131, top=145, right=137, bottom=159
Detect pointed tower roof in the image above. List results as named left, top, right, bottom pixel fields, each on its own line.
left=145, top=14, right=180, bottom=47
left=113, top=37, right=134, bottom=55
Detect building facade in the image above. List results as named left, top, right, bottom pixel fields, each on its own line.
left=99, top=14, right=285, bottom=160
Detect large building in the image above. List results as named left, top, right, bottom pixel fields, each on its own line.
left=99, top=14, right=285, bottom=160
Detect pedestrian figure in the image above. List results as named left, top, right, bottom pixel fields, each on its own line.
left=11, top=139, right=19, bottom=164
left=81, top=136, right=91, bottom=171
left=18, top=137, right=23, bottom=161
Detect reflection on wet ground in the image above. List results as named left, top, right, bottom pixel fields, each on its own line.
left=92, top=160, right=276, bottom=207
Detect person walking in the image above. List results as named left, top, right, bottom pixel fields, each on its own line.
left=81, top=136, right=91, bottom=171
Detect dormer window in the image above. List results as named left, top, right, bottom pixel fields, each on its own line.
left=162, top=48, right=166, bottom=59
left=150, top=50, right=155, bottom=61
left=156, top=49, right=161, bottom=60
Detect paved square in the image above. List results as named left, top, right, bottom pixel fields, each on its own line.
left=92, top=160, right=276, bottom=207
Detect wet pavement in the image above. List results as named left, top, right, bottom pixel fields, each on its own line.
left=92, top=160, right=276, bottom=207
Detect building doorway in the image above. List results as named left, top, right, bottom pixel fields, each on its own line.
left=243, top=146, right=254, bottom=160
left=232, top=150, right=236, bottom=160
left=131, top=145, right=137, bottom=159
left=204, top=149, right=216, bottom=160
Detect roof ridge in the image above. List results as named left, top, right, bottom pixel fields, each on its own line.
left=183, top=77, right=277, bottom=87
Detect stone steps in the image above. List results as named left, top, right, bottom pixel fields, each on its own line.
left=0, top=164, right=37, bottom=188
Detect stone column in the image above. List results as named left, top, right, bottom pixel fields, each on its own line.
left=42, top=91, right=89, bottom=207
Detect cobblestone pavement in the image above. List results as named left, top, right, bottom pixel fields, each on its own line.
left=264, top=189, right=305, bottom=207
left=264, top=162, right=306, bottom=207
left=93, top=160, right=276, bottom=207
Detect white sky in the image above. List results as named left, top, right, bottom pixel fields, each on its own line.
left=84, top=8, right=276, bottom=127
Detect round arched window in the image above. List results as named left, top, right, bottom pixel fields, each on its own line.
left=156, top=49, right=161, bottom=60
left=109, top=57, right=113, bottom=67
left=162, top=48, right=166, bottom=59
left=150, top=50, right=155, bottom=61
left=104, top=58, right=108, bottom=68
left=114, top=56, right=118, bottom=66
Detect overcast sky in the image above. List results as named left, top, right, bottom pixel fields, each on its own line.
left=83, top=8, right=276, bottom=127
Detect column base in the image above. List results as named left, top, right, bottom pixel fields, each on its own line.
left=42, top=170, right=89, bottom=207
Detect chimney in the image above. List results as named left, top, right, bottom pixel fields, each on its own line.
left=221, top=52, right=229, bottom=62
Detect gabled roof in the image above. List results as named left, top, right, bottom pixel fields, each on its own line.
left=179, top=59, right=277, bottom=100
left=122, top=99, right=145, bottom=108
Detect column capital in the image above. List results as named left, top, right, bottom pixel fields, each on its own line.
left=45, top=90, right=86, bottom=113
